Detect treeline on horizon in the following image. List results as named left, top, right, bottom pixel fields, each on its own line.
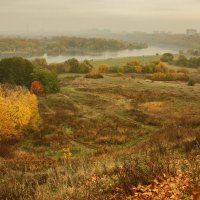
left=0, top=36, right=147, bottom=57
left=80, top=30, right=200, bottom=49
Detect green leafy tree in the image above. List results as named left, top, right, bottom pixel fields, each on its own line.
left=176, top=55, right=188, bottom=66
left=0, top=57, right=34, bottom=88
left=65, top=58, right=80, bottom=73
left=161, top=53, right=174, bottom=63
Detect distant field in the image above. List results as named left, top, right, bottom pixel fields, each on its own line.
left=90, top=55, right=161, bottom=66
left=90, top=53, right=192, bottom=66
left=90, top=54, right=198, bottom=74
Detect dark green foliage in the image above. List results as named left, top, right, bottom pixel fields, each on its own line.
left=142, top=64, right=155, bottom=73
left=176, top=55, right=200, bottom=68
left=187, top=57, right=200, bottom=68
left=176, top=55, right=188, bottom=66
left=79, top=60, right=93, bottom=73
left=65, top=58, right=80, bottom=73
left=123, top=64, right=135, bottom=73
left=188, top=78, right=196, bottom=86
left=107, top=66, right=119, bottom=73
left=161, top=53, right=174, bottom=63
left=32, top=68, right=60, bottom=93
left=0, top=57, right=33, bottom=87
left=65, top=58, right=93, bottom=73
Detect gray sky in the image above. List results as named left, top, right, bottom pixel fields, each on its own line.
left=0, top=0, right=200, bottom=35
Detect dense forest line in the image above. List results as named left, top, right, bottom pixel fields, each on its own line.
left=80, top=30, right=200, bottom=49
left=0, top=36, right=147, bottom=57
left=123, top=32, right=200, bottom=49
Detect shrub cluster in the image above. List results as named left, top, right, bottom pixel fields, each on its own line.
left=0, top=57, right=60, bottom=94
left=85, top=68, right=104, bottom=79
left=32, top=68, right=60, bottom=94
left=64, top=58, right=93, bottom=73
left=165, top=54, right=200, bottom=68
left=95, top=61, right=169, bottom=74
left=32, top=58, right=94, bottom=74
left=150, top=72, right=189, bottom=81
left=93, top=61, right=191, bottom=82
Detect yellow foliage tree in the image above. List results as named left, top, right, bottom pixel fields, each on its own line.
left=0, top=85, right=40, bottom=140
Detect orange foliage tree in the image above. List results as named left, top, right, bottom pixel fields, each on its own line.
left=31, top=80, right=45, bottom=95
left=0, top=85, right=41, bottom=140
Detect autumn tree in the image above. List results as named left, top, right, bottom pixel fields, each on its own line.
left=0, top=85, right=41, bottom=140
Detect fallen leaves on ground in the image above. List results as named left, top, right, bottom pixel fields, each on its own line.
left=127, top=172, right=200, bottom=200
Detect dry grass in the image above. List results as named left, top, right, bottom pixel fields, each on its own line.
left=1, top=73, right=200, bottom=200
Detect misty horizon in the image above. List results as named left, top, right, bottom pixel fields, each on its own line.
left=0, top=0, right=200, bottom=36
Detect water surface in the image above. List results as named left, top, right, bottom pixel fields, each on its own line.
left=34, top=46, right=178, bottom=63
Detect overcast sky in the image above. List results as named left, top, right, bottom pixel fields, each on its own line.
left=0, top=0, right=200, bottom=35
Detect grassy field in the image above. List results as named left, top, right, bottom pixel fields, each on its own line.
left=0, top=56, right=200, bottom=199
left=90, top=55, right=161, bottom=66
left=90, top=53, right=197, bottom=66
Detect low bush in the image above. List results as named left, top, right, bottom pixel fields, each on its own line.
left=177, top=68, right=190, bottom=74
left=150, top=72, right=166, bottom=81
left=85, top=68, right=104, bottom=79
left=107, top=65, right=119, bottom=73
left=151, top=72, right=189, bottom=81
left=96, top=64, right=109, bottom=73
left=31, top=80, right=45, bottom=95
left=188, top=78, right=197, bottom=86
left=155, top=62, right=169, bottom=73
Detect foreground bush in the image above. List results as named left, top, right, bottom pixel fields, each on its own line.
left=0, top=57, right=34, bottom=88
left=0, top=85, right=40, bottom=140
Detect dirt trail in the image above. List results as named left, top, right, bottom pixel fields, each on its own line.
left=40, top=101, right=56, bottom=115
left=65, top=134, right=100, bottom=150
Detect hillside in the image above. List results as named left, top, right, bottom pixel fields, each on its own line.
left=0, top=54, right=199, bottom=199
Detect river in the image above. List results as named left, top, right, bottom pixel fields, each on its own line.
left=32, top=46, right=179, bottom=64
